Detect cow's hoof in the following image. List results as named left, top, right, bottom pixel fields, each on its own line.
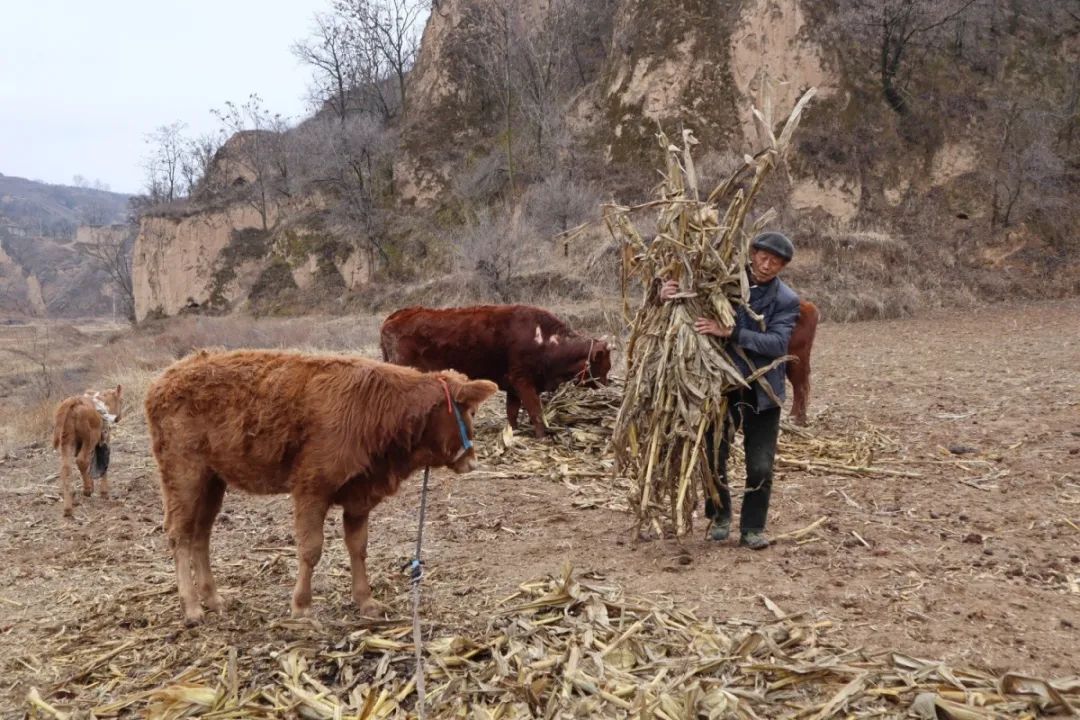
left=356, top=598, right=385, bottom=618
left=63, top=507, right=74, bottom=518
left=183, top=609, right=204, bottom=627
left=290, top=604, right=313, bottom=620
left=204, top=593, right=224, bottom=613
left=82, top=488, right=93, bottom=497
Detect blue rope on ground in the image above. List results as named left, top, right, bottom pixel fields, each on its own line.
left=409, top=466, right=431, bottom=719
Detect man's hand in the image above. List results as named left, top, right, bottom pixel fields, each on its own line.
left=693, top=318, right=733, bottom=338
left=659, top=279, right=681, bottom=301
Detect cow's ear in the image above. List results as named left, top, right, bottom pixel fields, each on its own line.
left=116, top=384, right=123, bottom=395
left=455, top=379, right=498, bottom=409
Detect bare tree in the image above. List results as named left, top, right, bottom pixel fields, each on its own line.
left=143, top=122, right=188, bottom=202
left=293, top=12, right=361, bottom=122
left=333, top=0, right=425, bottom=118
left=466, top=0, right=521, bottom=194
left=290, top=114, right=397, bottom=266
left=514, top=0, right=583, bottom=160
left=77, top=227, right=136, bottom=322
left=989, top=102, right=1063, bottom=228
left=834, top=0, right=978, bottom=115
left=181, top=132, right=225, bottom=197
left=213, top=95, right=292, bottom=230
left=460, top=0, right=612, bottom=185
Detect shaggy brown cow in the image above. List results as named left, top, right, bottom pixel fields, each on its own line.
left=380, top=305, right=612, bottom=439
left=52, top=385, right=123, bottom=517
left=144, top=349, right=498, bottom=625
left=785, top=300, right=819, bottom=425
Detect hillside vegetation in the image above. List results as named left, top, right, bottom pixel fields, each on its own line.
left=0, top=174, right=131, bottom=318
left=129, top=0, right=1078, bottom=322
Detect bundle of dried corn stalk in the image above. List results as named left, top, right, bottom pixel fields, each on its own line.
left=606, top=90, right=816, bottom=537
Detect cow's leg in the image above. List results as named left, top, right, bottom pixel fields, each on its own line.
left=291, top=495, right=331, bottom=618
left=192, top=475, right=226, bottom=613
left=161, top=464, right=210, bottom=625
left=76, top=441, right=95, bottom=498
left=510, top=378, right=546, bottom=438
left=59, top=445, right=75, bottom=518
left=97, top=444, right=110, bottom=499
left=343, top=509, right=380, bottom=616
left=506, top=390, right=521, bottom=429
left=787, top=358, right=810, bottom=426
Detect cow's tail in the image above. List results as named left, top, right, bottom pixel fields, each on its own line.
left=379, top=323, right=399, bottom=363
left=52, top=405, right=67, bottom=450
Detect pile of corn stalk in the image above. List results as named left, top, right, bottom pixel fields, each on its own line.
left=27, top=564, right=1079, bottom=719
left=606, top=89, right=815, bottom=537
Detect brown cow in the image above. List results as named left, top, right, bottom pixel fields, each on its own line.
left=52, top=385, right=123, bottom=517
left=380, top=305, right=612, bottom=439
left=144, top=349, right=498, bottom=625
left=785, top=300, right=819, bottom=426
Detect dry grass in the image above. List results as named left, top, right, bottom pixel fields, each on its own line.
left=0, top=314, right=389, bottom=458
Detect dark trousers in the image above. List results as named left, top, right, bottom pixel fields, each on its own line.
left=703, top=388, right=781, bottom=532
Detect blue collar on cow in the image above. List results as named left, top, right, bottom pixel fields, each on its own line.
left=438, top=378, right=473, bottom=458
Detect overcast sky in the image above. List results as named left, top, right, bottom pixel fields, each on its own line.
left=0, top=0, right=330, bottom=194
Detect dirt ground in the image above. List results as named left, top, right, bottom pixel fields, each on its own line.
left=1, top=298, right=1078, bottom=715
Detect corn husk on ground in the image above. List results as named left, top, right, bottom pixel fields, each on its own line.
left=606, top=90, right=816, bottom=538
left=23, top=564, right=1080, bottom=718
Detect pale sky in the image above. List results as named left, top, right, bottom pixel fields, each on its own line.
left=0, top=0, right=329, bottom=194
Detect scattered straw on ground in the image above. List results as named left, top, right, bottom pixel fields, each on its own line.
left=14, top=563, right=1079, bottom=718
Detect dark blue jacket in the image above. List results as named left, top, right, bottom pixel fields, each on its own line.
left=729, top=275, right=800, bottom=411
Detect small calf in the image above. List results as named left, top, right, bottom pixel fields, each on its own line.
left=52, top=385, right=123, bottom=516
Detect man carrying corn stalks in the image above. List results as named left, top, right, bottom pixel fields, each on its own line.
left=659, top=232, right=799, bottom=549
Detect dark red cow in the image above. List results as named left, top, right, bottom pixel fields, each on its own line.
left=381, top=305, right=612, bottom=439
left=785, top=300, right=819, bottom=425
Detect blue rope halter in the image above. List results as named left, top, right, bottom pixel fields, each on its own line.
left=438, top=378, right=473, bottom=457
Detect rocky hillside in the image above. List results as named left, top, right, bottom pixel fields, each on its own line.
left=132, top=0, right=1080, bottom=322
left=0, top=174, right=131, bottom=318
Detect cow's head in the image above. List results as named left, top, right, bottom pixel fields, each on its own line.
left=419, top=371, right=498, bottom=473
left=88, top=384, right=123, bottom=423
left=575, top=338, right=612, bottom=389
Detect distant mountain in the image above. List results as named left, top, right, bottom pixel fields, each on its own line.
left=0, top=173, right=129, bottom=234
left=0, top=173, right=132, bottom=318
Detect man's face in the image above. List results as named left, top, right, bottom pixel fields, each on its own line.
left=750, top=248, right=789, bottom=284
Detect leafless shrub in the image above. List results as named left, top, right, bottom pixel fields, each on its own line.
left=76, top=227, right=136, bottom=323
left=523, top=172, right=602, bottom=238
left=452, top=150, right=511, bottom=206
left=212, top=95, right=293, bottom=231
left=453, top=205, right=548, bottom=301
left=988, top=102, right=1065, bottom=230
left=830, top=0, right=979, bottom=116
left=288, top=114, right=397, bottom=266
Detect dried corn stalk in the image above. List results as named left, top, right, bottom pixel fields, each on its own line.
left=607, top=89, right=816, bottom=537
